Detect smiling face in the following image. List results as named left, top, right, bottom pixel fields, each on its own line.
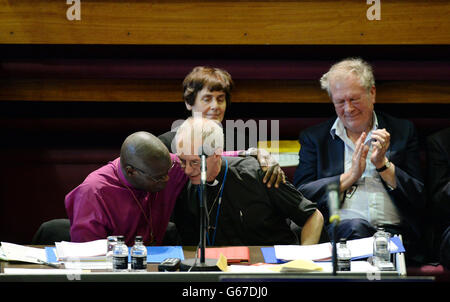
left=177, top=153, right=222, bottom=185
left=175, top=117, right=224, bottom=184
left=330, top=74, right=376, bottom=138
left=182, top=67, right=233, bottom=123
left=185, top=87, right=227, bottom=123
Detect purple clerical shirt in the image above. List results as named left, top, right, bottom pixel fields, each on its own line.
left=65, top=155, right=187, bottom=246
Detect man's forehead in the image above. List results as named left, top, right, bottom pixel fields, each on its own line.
left=178, top=153, right=200, bottom=160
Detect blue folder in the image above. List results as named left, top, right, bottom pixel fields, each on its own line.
left=260, top=247, right=286, bottom=264
left=46, top=246, right=184, bottom=263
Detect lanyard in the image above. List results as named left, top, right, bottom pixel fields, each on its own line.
left=199, top=158, right=228, bottom=246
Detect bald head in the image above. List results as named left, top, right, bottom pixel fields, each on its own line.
left=120, top=131, right=172, bottom=192
left=120, top=131, right=169, bottom=165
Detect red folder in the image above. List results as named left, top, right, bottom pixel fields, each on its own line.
left=200, top=246, right=250, bottom=263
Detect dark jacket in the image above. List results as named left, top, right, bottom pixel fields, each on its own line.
left=293, top=111, right=425, bottom=239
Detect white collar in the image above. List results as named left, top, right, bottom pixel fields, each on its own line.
left=330, top=111, right=379, bottom=140
left=206, top=179, right=219, bottom=186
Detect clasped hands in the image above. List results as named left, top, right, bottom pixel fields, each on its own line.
left=341, top=128, right=392, bottom=191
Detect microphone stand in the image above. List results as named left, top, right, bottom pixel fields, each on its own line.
left=180, top=154, right=220, bottom=271
left=199, top=154, right=207, bottom=264
left=331, top=220, right=339, bottom=276
left=327, top=182, right=340, bottom=276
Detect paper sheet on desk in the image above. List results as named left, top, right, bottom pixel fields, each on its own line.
left=55, top=239, right=107, bottom=261
left=274, top=242, right=332, bottom=261
left=3, top=268, right=85, bottom=275
left=0, top=242, right=47, bottom=264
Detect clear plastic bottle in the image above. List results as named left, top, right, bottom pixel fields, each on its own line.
left=106, top=236, right=118, bottom=271
left=131, top=236, right=147, bottom=272
left=337, top=238, right=351, bottom=271
left=112, top=235, right=129, bottom=272
left=373, top=227, right=391, bottom=267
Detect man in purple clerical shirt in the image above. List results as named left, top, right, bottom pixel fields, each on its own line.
left=65, top=131, right=187, bottom=246
left=65, top=131, right=284, bottom=246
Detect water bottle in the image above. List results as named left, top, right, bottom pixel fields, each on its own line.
left=112, top=235, right=129, bottom=272
left=106, top=236, right=118, bottom=271
left=337, top=238, right=351, bottom=271
left=373, top=227, right=391, bottom=267
left=131, top=236, right=147, bottom=272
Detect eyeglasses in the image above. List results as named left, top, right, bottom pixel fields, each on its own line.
left=131, top=162, right=175, bottom=183
left=179, top=159, right=201, bottom=170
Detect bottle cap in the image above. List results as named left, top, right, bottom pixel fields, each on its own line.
left=135, top=236, right=143, bottom=242
left=117, top=235, right=125, bottom=242
left=339, top=238, right=347, bottom=243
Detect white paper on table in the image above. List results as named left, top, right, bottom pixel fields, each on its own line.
left=274, top=242, right=332, bottom=261
left=3, top=268, right=85, bottom=275
left=0, top=242, right=47, bottom=264
left=55, top=239, right=107, bottom=261
left=275, top=237, right=400, bottom=262
left=347, top=237, right=399, bottom=258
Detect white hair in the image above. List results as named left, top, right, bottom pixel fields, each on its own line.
left=175, top=116, right=224, bottom=156
left=320, top=58, right=375, bottom=97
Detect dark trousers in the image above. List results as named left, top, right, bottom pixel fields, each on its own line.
left=327, top=218, right=377, bottom=241
left=440, top=226, right=450, bottom=270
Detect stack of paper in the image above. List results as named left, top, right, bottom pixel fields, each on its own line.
left=55, top=239, right=107, bottom=261
left=274, top=242, right=332, bottom=262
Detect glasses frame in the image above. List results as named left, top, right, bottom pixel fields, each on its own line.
left=179, top=158, right=201, bottom=170
left=131, top=161, right=175, bottom=183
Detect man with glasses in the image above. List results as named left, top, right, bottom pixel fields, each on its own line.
left=293, top=58, right=425, bottom=264
left=172, top=117, right=324, bottom=246
left=65, top=131, right=185, bottom=246
left=65, top=131, right=284, bottom=246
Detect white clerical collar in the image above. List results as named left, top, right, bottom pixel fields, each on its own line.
left=206, top=179, right=219, bottom=186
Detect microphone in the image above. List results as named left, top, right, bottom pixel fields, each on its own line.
left=327, top=182, right=340, bottom=224
left=327, top=181, right=340, bottom=276
left=200, top=153, right=207, bottom=185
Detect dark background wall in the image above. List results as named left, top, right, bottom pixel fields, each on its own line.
left=0, top=1, right=449, bottom=244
